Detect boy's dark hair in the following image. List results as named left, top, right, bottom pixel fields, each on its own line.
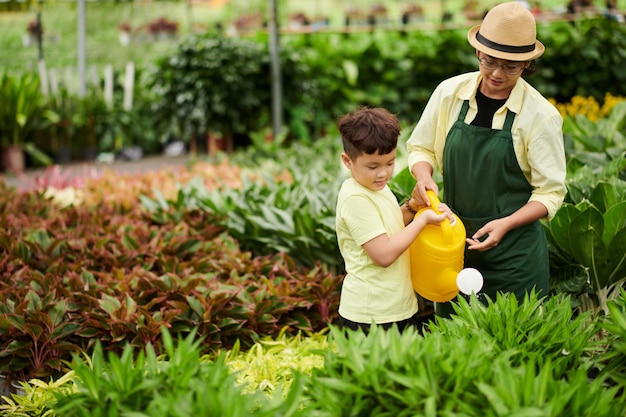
left=337, top=107, right=401, bottom=159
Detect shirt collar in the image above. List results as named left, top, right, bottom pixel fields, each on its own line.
left=457, top=72, right=525, bottom=114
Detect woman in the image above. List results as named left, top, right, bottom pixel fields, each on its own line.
left=407, top=1, right=567, bottom=317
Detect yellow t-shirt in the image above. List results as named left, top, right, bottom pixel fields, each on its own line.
left=335, top=178, right=418, bottom=324
left=406, top=71, right=567, bottom=220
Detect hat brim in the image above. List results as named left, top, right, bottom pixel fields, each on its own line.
left=467, top=25, right=544, bottom=61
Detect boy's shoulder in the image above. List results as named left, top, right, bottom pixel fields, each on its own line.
left=338, top=178, right=366, bottom=201
left=338, top=180, right=395, bottom=208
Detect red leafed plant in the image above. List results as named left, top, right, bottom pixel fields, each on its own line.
left=0, top=179, right=342, bottom=371
left=0, top=289, right=83, bottom=381
left=147, top=17, right=178, bottom=35
left=17, top=164, right=100, bottom=193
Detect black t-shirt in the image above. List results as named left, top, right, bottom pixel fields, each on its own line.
left=471, top=89, right=507, bottom=128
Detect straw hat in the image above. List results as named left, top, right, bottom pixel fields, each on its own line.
left=467, top=2, right=544, bottom=61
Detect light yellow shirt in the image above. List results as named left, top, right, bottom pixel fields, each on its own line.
left=335, top=178, right=418, bottom=324
left=407, top=71, right=566, bottom=220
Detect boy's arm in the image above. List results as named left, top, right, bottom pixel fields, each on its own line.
left=401, top=198, right=420, bottom=225
left=363, top=205, right=451, bottom=267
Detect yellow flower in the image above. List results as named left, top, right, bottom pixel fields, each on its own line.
left=551, top=94, right=626, bottom=120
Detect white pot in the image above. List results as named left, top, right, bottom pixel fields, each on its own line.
left=10, top=381, right=26, bottom=397
left=0, top=374, right=11, bottom=403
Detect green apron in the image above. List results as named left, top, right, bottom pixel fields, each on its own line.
left=435, top=100, right=549, bottom=317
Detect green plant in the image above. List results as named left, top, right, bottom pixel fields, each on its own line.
left=42, top=86, right=76, bottom=155
left=299, top=292, right=623, bottom=416
left=544, top=178, right=626, bottom=314
left=150, top=34, right=271, bottom=152
left=0, top=371, right=75, bottom=417
left=540, top=18, right=626, bottom=103
left=198, top=173, right=340, bottom=271
left=140, top=154, right=343, bottom=272
left=0, top=72, right=44, bottom=148
left=596, top=288, right=626, bottom=394
left=432, top=292, right=599, bottom=376
left=0, top=71, right=52, bottom=167
left=223, top=328, right=327, bottom=395
left=52, top=327, right=304, bottom=417
left=300, top=322, right=621, bottom=416
left=563, top=100, right=626, bottom=187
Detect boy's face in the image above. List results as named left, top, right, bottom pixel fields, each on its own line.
left=342, top=149, right=397, bottom=192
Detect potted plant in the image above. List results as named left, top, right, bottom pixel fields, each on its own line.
left=150, top=35, right=271, bottom=154
left=118, top=22, right=132, bottom=46
left=0, top=72, right=52, bottom=173
left=44, top=87, right=80, bottom=164
left=22, top=18, right=42, bottom=47
left=147, top=17, right=178, bottom=41
left=73, top=92, right=108, bottom=161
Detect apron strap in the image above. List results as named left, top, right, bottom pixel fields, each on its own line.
left=458, top=100, right=470, bottom=122
left=502, top=109, right=516, bottom=131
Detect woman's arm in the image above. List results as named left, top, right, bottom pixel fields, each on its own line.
left=466, top=201, right=547, bottom=251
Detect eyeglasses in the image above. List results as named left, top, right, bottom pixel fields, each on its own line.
left=477, top=57, right=525, bottom=75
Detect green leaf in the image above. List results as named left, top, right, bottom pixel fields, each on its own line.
left=99, top=294, right=122, bottom=316
left=342, top=60, right=359, bottom=87
left=589, top=181, right=619, bottom=212
left=572, top=228, right=609, bottom=291
left=569, top=205, right=605, bottom=258
left=607, top=228, right=626, bottom=285
left=26, top=290, right=42, bottom=312
left=176, top=239, right=202, bottom=257
left=121, top=234, right=139, bottom=251
left=549, top=204, right=581, bottom=255
left=5, top=315, right=26, bottom=333
left=49, top=299, right=68, bottom=326
left=16, top=241, right=32, bottom=262
left=603, top=201, right=626, bottom=246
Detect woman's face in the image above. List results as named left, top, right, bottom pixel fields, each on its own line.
left=476, top=51, right=530, bottom=99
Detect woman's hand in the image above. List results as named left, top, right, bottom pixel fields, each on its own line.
left=410, top=162, right=439, bottom=207
left=466, top=217, right=511, bottom=251
left=466, top=202, right=548, bottom=251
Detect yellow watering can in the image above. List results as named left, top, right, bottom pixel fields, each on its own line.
left=409, top=190, right=483, bottom=302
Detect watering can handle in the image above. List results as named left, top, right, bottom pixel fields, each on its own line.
left=425, top=190, right=453, bottom=243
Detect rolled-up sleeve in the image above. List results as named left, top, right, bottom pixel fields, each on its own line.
left=522, top=112, right=567, bottom=220
left=406, top=97, right=440, bottom=173
left=407, top=73, right=478, bottom=177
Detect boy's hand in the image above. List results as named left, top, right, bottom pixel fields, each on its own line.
left=419, top=204, right=454, bottom=225
left=436, top=203, right=455, bottom=224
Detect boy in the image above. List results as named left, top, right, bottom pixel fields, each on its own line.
left=335, top=107, right=453, bottom=333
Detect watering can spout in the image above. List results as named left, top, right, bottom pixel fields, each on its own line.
left=456, top=268, right=484, bottom=296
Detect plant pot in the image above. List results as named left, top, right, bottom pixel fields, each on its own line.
left=0, top=374, right=11, bottom=402
left=55, top=146, right=72, bottom=164
left=119, top=30, right=131, bottom=46
left=1, top=145, right=25, bottom=174
left=22, top=33, right=37, bottom=47
left=10, top=381, right=26, bottom=397
left=82, top=145, right=99, bottom=161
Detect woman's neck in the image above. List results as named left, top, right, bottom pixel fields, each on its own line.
left=479, top=80, right=514, bottom=100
